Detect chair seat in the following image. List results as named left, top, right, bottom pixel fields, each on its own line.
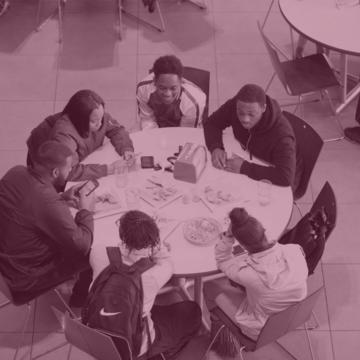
left=282, top=54, right=340, bottom=96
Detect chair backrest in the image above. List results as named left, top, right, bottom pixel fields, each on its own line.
left=310, top=181, right=337, bottom=241
left=256, top=287, right=324, bottom=349
left=257, top=21, right=289, bottom=92
left=63, top=311, right=132, bottom=360
left=182, top=66, right=210, bottom=124
left=282, top=111, right=324, bottom=199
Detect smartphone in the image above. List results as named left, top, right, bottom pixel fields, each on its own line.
left=140, top=156, right=155, bottom=169
left=76, top=179, right=99, bottom=197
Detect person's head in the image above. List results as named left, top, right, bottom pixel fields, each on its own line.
left=32, top=141, right=73, bottom=188
left=62, top=90, right=105, bottom=138
left=152, top=55, right=183, bottom=105
left=234, top=84, right=267, bottom=130
left=118, top=210, right=160, bottom=256
left=228, top=208, right=270, bottom=254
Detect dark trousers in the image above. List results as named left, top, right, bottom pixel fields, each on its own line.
left=146, top=301, right=202, bottom=359
left=10, top=256, right=92, bottom=306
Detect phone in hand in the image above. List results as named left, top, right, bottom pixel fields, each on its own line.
left=75, top=179, right=99, bottom=197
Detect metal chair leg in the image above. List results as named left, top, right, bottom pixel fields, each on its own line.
left=305, top=327, right=316, bottom=360
left=13, top=303, right=32, bottom=360
left=201, top=324, right=226, bottom=360
left=262, top=0, right=275, bottom=29
left=265, top=72, right=276, bottom=93
left=54, top=289, right=77, bottom=319
left=117, top=0, right=123, bottom=40
left=122, top=0, right=165, bottom=33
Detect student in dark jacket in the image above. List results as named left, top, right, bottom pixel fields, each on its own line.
left=27, top=89, right=135, bottom=181
left=0, top=141, right=94, bottom=305
left=203, top=84, right=303, bottom=193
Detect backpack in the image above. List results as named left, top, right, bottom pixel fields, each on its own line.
left=279, top=207, right=333, bottom=275
left=81, top=247, right=155, bottom=358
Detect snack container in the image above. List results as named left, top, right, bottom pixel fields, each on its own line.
left=173, top=143, right=207, bottom=183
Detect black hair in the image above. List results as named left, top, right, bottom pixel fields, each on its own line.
left=229, top=208, right=267, bottom=253
left=235, top=84, right=266, bottom=107
left=62, top=90, right=105, bottom=138
left=152, top=55, right=183, bottom=79
left=118, top=210, right=160, bottom=252
left=33, top=140, right=73, bottom=170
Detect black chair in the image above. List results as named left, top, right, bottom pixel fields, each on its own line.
left=203, top=287, right=324, bottom=360
left=257, top=22, right=344, bottom=142
left=283, top=111, right=324, bottom=200
left=310, top=181, right=337, bottom=239
left=182, top=66, right=210, bottom=125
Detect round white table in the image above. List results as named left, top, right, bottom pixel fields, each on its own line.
left=80, top=127, right=293, bottom=308
left=279, top=0, right=360, bottom=113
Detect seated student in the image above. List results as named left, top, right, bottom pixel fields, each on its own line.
left=204, top=208, right=308, bottom=344
left=27, top=89, right=135, bottom=182
left=90, top=210, right=202, bottom=359
left=0, top=141, right=94, bottom=306
left=136, top=55, right=206, bottom=129
left=203, top=83, right=304, bottom=194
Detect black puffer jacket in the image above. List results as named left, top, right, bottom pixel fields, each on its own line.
left=204, top=95, right=303, bottom=192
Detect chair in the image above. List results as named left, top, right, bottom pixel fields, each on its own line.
left=282, top=111, right=324, bottom=200
left=257, top=22, right=344, bottom=142
left=0, top=270, right=76, bottom=360
left=183, top=66, right=210, bottom=125
left=118, top=0, right=165, bottom=40
left=36, top=0, right=64, bottom=43
left=204, top=287, right=324, bottom=360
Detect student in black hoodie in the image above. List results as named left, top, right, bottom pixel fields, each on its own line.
left=203, top=84, right=303, bottom=193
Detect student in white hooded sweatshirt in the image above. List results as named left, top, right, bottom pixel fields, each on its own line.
left=204, top=207, right=308, bottom=342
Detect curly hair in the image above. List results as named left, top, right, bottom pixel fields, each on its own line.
left=118, top=210, right=160, bottom=251
left=235, top=84, right=266, bottom=107
left=152, top=55, right=183, bottom=79
left=62, top=89, right=105, bottom=138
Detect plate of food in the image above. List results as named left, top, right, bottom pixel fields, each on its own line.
left=139, top=176, right=182, bottom=209
left=201, top=184, right=243, bottom=211
left=183, top=217, right=222, bottom=247
left=92, top=189, right=126, bottom=219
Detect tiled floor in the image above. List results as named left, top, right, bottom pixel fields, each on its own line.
left=1, top=0, right=360, bottom=359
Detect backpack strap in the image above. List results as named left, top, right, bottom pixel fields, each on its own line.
left=131, top=257, right=156, bottom=275
left=106, top=247, right=123, bottom=267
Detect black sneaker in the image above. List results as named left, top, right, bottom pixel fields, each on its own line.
left=344, top=126, right=360, bottom=144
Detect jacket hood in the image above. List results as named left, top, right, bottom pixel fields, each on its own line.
left=246, top=243, right=297, bottom=290
left=252, top=95, right=282, bottom=134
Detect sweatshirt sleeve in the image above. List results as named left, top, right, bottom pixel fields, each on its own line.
left=137, top=86, right=158, bottom=130
left=203, top=100, right=233, bottom=152
left=240, top=135, right=296, bottom=188
left=104, top=113, right=134, bottom=155
left=52, top=129, right=108, bottom=181
left=38, top=193, right=94, bottom=258
left=215, top=234, right=248, bottom=283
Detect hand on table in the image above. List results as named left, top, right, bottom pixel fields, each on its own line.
left=224, top=155, right=245, bottom=173
left=211, top=148, right=227, bottom=169
left=107, top=159, right=126, bottom=175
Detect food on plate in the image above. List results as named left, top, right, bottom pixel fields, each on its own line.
left=204, top=186, right=236, bottom=205
left=96, top=192, right=118, bottom=204
left=183, top=217, right=222, bottom=246
left=145, top=182, right=178, bottom=203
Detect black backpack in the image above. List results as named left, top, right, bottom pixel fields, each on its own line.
left=81, top=247, right=155, bottom=358
left=279, top=207, right=333, bottom=275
